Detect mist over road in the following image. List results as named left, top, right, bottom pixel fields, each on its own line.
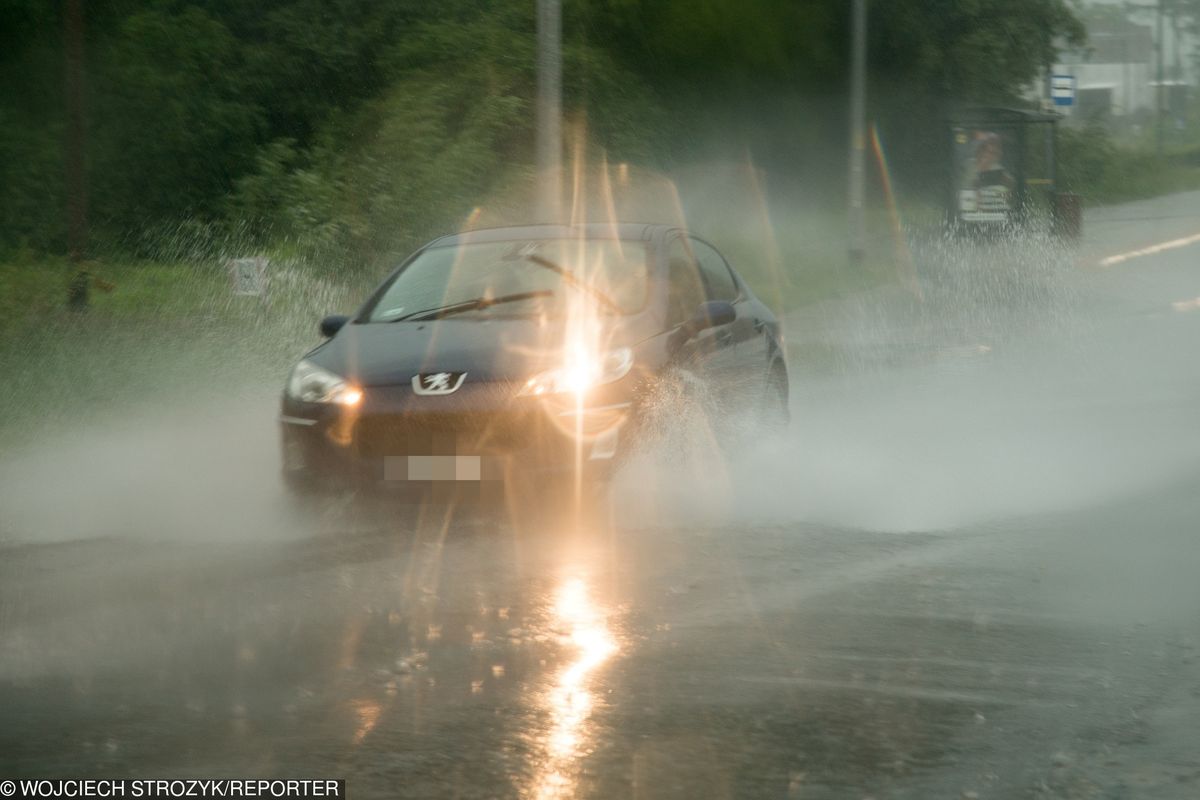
left=3, top=194, right=1200, bottom=798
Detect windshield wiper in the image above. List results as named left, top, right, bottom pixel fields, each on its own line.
left=523, top=254, right=623, bottom=313
left=392, top=290, right=555, bottom=322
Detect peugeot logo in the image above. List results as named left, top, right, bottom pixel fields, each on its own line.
left=412, top=371, right=467, bottom=395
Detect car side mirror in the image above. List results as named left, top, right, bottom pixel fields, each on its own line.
left=670, top=300, right=736, bottom=352
left=319, top=314, right=350, bottom=338
left=684, top=300, right=735, bottom=337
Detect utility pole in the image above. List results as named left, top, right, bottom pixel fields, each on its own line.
left=65, top=0, right=87, bottom=258
left=1171, top=2, right=1182, bottom=82
left=1169, top=0, right=1183, bottom=138
left=64, top=0, right=90, bottom=309
left=1126, top=1, right=1169, bottom=152
left=536, top=0, right=562, bottom=223
left=847, top=0, right=867, bottom=264
left=1156, top=0, right=1165, bottom=154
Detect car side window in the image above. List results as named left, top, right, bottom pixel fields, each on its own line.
left=665, top=238, right=706, bottom=328
left=690, top=238, right=739, bottom=302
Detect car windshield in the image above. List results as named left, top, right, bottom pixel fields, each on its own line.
left=364, top=239, right=649, bottom=322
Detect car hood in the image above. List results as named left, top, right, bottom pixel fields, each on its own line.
left=306, top=317, right=644, bottom=387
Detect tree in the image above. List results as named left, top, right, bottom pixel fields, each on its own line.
left=0, top=0, right=1088, bottom=257
left=89, top=7, right=262, bottom=235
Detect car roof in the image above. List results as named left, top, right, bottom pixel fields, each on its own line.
left=428, top=223, right=673, bottom=247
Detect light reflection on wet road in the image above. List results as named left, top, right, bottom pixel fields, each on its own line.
left=531, top=574, right=619, bottom=799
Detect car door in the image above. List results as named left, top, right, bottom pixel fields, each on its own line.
left=663, top=235, right=740, bottom=414
left=690, top=236, right=770, bottom=410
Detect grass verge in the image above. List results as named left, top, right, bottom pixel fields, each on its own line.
left=1058, top=127, right=1200, bottom=206
left=0, top=255, right=369, bottom=449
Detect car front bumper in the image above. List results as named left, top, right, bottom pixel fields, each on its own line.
left=280, top=380, right=635, bottom=490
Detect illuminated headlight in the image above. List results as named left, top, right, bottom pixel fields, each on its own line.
left=519, top=347, right=633, bottom=397
left=286, top=360, right=363, bottom=406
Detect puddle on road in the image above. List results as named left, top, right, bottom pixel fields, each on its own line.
left=527, top=573, right=620, bottom=799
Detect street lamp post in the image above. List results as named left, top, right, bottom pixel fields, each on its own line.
left=847, top=0, right=867, bottom=264
left=1128, top=1, right=1169, bottom=154
left=64, top=0, right=90, bottom=309
left=1156, top=0, right=1165, bottom=154
left=536, top=0, right=562, bottom=223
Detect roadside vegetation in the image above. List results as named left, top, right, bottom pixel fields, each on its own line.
left=1058, top=123, right=1200, bottom=205
left=0, top=252, right=376, bottom=449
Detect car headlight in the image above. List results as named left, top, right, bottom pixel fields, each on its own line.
left=519, top=347, right=633, bottom=397
left=286, top=360, right=363, bottom=405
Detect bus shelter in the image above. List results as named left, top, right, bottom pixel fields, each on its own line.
left=947, top=106, right=1074, bottom=235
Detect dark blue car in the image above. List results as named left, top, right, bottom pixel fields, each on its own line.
left=280, top=224, right=787, bottom=497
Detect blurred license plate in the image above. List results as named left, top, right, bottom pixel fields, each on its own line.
left=384, top=455, right=483, bottom=481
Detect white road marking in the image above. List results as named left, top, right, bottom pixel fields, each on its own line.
left=1098, top=231, right=1200, bottom=267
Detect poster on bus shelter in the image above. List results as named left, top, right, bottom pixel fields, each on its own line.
left=954, top=127, right=1016, bottom=223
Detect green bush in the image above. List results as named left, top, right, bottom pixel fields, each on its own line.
left=1058, top=122, right=1200, bottom=204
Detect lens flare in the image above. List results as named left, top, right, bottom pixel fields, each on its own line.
left=531, top=575, right=618, bottom=799
left=870, top=123, right=923, bottom=299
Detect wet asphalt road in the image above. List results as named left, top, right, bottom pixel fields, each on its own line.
left=3, top=197, right=1200, bottom=798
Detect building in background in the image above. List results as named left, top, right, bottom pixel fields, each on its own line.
left=1037, top=0, right=1194, bottom=138
left=1062, top=15, right=1155, bottom=120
